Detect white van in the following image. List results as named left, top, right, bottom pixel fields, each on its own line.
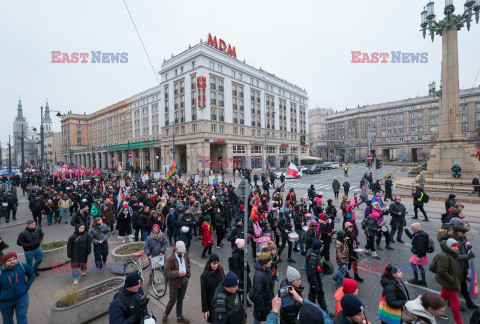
left=330, top=162, right=340, bottom=169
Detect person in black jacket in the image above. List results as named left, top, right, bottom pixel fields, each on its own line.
left=305, top=240, right=329, bottom=314
left=229, top=239, right=252, bottom=307
left=214, top=207, right=226, bottom=248
left=411, top=186, right=428, bottom=221
left=384, top=176, right=394, bottom=202
left=253, top=173, right=259, bottom=187
left=29, top=195, right=44, bottom=227
left=325, top=199, right=337, bottom=226
left=472, top=175, right=480, bottom=195
left=16, top=219, right=44, bottom=276
left=109, top=272, right=149, bottom=324
left=251, top=252, right=275, bottom=323
left=380, top=263, right=410, bottom=321
left=5, top=191, right=18, bottom=221
left=404, top=223, right=429, bottom=286
left=71, top=203, right=91, bottom=231
left=277, top=211, right=295, bottom=263
left=292, top=205, right=305, bottom=255
left=67, top=224, right=92, bottom=285
left=279, top=266, right=304, bottom=324
left=137, top=206, right=152, bottom=241
left=227, top=215, right=244, bottom=249
left=200, top=254, right=225, bottom=323
left=445, top=194, right=456, bottom=213
left=342, top=180, right=350, bottom=197
left=388, top=196, right=406, bottom=243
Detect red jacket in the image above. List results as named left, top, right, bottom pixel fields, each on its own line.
left=202, top=222, right=213, bottom=247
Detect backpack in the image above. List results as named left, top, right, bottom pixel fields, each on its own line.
left=429, top=254, right=440, bottom=273
left=427, top=236, right=435, bottom=253
left=422, top=192, right=429, bottom=203
left=228, top=256, right=235, bottom=272
left=361, top=217, right=369, bottom=230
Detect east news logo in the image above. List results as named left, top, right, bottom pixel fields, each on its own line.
left=351, top=51, right=428, bottom=63
left=51, top=51, right=128, bottom=63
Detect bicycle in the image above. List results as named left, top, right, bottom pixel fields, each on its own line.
left=123, top=252, right=168, bottom=298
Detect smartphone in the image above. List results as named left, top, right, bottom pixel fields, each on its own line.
left=278, top=286, right=294, bottom=307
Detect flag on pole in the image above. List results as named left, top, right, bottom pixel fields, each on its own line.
left=102, top=182, right=106, bottom=195
left=469, top=259, right=479, bottom=299
left=286, top=162, right=299, bottom=178
left=117, top=162, right=122, bottom=172
left=165, top=160, right=176, bottom=181
left=212, top=174, right=218, bottom=186
left=116, top=187, right=124, bottom=209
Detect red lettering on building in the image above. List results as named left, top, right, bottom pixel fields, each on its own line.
left=214, top=140, right=226, bottom=143
left=206, top=33, right=237, bottom=58
left=281, top=144, right=289, bottom=147
left=197, top=76, right=206, bottom=108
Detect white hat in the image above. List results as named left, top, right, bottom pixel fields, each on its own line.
left=286, top=266, right=301, bottom=282
left=176, top=240, right=186, bottom=253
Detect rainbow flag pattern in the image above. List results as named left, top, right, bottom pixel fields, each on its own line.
left=378, top=296, right=401, bottom=324
left=165, top=160, right=176, bottom=181
left=212, top=174, right=218, bottom=186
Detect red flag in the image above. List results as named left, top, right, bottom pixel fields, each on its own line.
left=286, top=162, right=299, bottom=178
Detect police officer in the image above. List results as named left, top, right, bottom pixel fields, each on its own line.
left=306, top=239, right=329, bottom=314
left=212, top=271, right=246, bottom=324
left=178, top=207, right=196, bottom=252
left=227, top=215, right=244, bottom=249
left=109, top=272, right=150, bottom=324
left=5, top=191, right=18, bottom=221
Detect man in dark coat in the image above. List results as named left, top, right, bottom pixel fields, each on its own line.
left=472, top=175, right=480, bottom=196
left=384, top=176, right=394, bottom=202
left=17, top=219, right=44, bottom=276
left=306, top=240, right=329, bottom=314
left=251, top=252, right=274, bottom=322
left=411, top=186, right=428, bottom=221
left=388, top=196, right=406, bottom=243
left=109, top=272, right=148, bottom=324
left=71, top=203, right=91, bottom=231
left=269, top=172, right=275, bottom=189
left=29, top=195, right=44, bottom=227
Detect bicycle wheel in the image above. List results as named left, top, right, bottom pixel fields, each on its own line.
left=123, top=259, right=141, bottom=276
left=151, top=268, right=168, bottom=298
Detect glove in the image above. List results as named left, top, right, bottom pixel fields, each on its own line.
left=417, top=257, right=421, bottom=262
left=469, top=251, right=475, bottom=259
left=403, top=227, right=408, bottom=231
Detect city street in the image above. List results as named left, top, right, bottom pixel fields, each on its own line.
left=2, top=164, right=480, bottom=323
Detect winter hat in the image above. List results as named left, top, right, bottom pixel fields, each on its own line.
left=125, top=272, right=142, bottom=288
left=235, top=215, right=243, bottom=223
left=342, top=278, right=359, bottom=294
left=2, top=252, right=17, bottom=264
left=286, top=266, right=301, bottom=282
left=453, top=224, right=469, bottom=233
left=239, top=204, right=245, bottom=211
left=310, top=220, right=318, bottom=227
left=313, top=197, right=321, bottom=203
left=447, top=238, right=460, bottom=249
left=123, top=203, right=129, bottom=209
left=342, top=195, right=348, bottom=200
left=370, top=212, right=380, bottom=218
left=208, top=253, right=220, bottom=263
left=312, top=240, right=323, bottom=251
left=204, top=215, right=211, bottom=222
left=151, top=224, right=161, bottom=234
left=449, top=194, right=456, bottom=199
left=258, top=252, right=272, bottom=265
left=252, top=215, right=259, bottom=222
left=267, top=240, right=277, bottom=252
left=344, top=222, right=353, bottom=229
left=138, top=202, right=144, bottom=207
left=223, top=271, right=239, bottom=288
left=235, top=238, right=245, bottom=249
left=341, top=294, right=364, bottom=317
left=176, top=240, right=186, bottom=253
left=298, top=303, right=325, bottom=324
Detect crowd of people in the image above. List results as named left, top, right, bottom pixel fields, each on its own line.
left=0, top=168, right=479, bottom=324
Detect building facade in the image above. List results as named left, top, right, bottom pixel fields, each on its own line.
left=44, top=131, right=62, bottom=171
left=308, top=107, right=334, bottom=158
left=62, top=38, right=309, bottom=173
left=324, top=86, right=480, bottom=162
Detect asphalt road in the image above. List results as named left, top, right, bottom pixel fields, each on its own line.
left=2, top=164, right=479, bottom=323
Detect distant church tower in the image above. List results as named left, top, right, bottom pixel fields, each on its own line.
left=13, top=98, right=28, bottom=165
left=44, top=101, right=53, bottom=133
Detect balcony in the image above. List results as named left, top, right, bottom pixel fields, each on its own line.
left=181, top=117, right=185, bottom=123
left=257, top=110, right=261, bottom=115
left=232, top=90, right=237, bottom=96
left=211, top=115, right=217, bottom=121
left=211, top=99, right=216, bottom=105
left=191, top=99, right=196, bottom=105
left=239, top=105, right=244, bottom=111
left=239, top=92, right=244, bottom=98
left=211, top=84, right=216, bottom=90
left=181, top=102, right=185, bottom=108
left=251, top=109, right=256, bottom=114
left=233, top=118, right=238, bottom=124
left=219, top=101, right=224, bottom=107
left=219, top=86, right=224, bottom=92
left=256, top=98, right=260, bottom=103
left=192, top=114, right=197, bottom=121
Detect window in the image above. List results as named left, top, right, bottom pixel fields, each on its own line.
left=280, top=147, right=287, bottom=154
left=231, top=70, right=236, bottom=78
left=462, top=123, right=467, bottom=131
left=209, top=61, right=214, bottom=69
left=266, top=146, right=276, bottom=154
left=181, top=126, right=185, bottom=134
left=240, top=128, right=244, bottom=136
left=219, top=125, right=224, bottom=133
left=233, top=145, right=245, bottom=154
left=461, top=115, right=467, bottom=120
left=238, top=73, right=242, bottom=81
left=217, top=64, right=222, bottom=73
left=461, top=98, right=466, bottom=103
left=233, top=127, right=238, bottom=135
left=192, top=60, right=196, bottom=69
left=211, top=124, right=217, bottom=133
left=192, top=124, right=197, bottom=133
left=251, top=145, right=262, bottom=154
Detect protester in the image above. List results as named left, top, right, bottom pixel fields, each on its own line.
left=334, top=294, right=370, bottom=324
left=16, top=220, right=44, bottom=276
left=404, top=223, right=429, bottom=286
left=402, top=292, right=446, bottom=324
left=306, top=240, right=330, bottom=314
left=67, top=224, right=92, bottom=285
left=0, top=252, right=35, bottom=324
left=380, top=263, right=410, bottom=322
left=212, top=271, right=246, bottom=324
left=200, top=254, right=225, bottom=323
left=332, top=178, right=341, bottom=199
left=58, top=193, right=72, bottom=224
left=90, top=217, right=111, bottom=274
left=388, top=196, right=406, bottom=243
left=144, top=224, right=168, bottom=266
left=163, top=241, right=191, bottom=324
left=251, top=252, right=275, bottom=324
left=333, top=230, right=350, bottom=285
left=334, top=278, right=358, bottom=317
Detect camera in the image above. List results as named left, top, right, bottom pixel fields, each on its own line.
left=278, top=286, right=291, bottom=298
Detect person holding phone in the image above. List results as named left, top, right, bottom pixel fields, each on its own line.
left=278, top=266, right=304, bottom=324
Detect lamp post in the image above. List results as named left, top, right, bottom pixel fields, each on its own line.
left=8, top=135, right=11, bottom=173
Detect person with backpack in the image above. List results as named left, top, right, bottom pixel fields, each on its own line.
left=363, top=212, right=381, bottom=259
left=0, top=252, right=35, bottom=324
left=411, top=186, right=429, bottom=222
left=228, top=239, right=252, bottom=307
left=90, top=217, right=111, bottom=274
left=435, top=238, right=463, bottom=324
left=404, top=223, right=430, bottom=286
left=109, top=272, right=150, bottom=324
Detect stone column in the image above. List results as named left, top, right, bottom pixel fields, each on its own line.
left=246, top=144, right=252, bottom=169
left=226, top=143, right=233, bottom=172
left=149, top=148, right=155, bottom=171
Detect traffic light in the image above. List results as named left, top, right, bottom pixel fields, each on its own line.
left=376, top=159, right=382, bottom=169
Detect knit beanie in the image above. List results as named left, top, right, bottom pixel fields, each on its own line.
left=125, top=272, right=142, bottom=288
left=298, top=303, right=325, bottom=324
left=223, top=271, right=239, bottom=288
left=309, top=220, right=318, bottom=227
left=258, top=252, right=272, bottom=265
left=151, top=224, right=161, bottom=234
left=235, top=215, right=242, bottom=223
left=312, top=240, right=323, bottom=251
left=2, top=252, right=17, bottom=264
left=447, top=238, right=460, bottom=249
left=341, top=294, right=364, bottom=317
left=344, top=222, right=353, bottom=229
left=267, top=240, right=277, bottom=252
left=342, top=195, right=348, bottom=201
left=239, top=204, right=245, bottom=211
left=342, top=278, right=358, bottom=294
left=453, top=224, right=469, bottom=233
left=286, top=266, right=301, bottom=282
left=204, top=215, right=211, bottom=222
left=252, top=215, right=259, bottom=222
left=235, top=238, right=245, bottom=249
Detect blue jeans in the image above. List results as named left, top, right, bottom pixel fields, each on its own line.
left=0, top=293, right=29, bottom=324
left=358, top=196, right=367, bottom=206
left=333, top=263, right=349, bottom=285
left=453, top=172, right=461, bottom=179
left=72, top=264, right=87, bottom=281
left=252, top=317, right=262, bottom=324
left=24, top=247, right=43, bottom=271
left=93, top=242, right=109, bottom=270
left=293, top=229, right=304, bottom=252
left=142, top=231, right=150, bottom=241
left=59, top=208, right=69, bottom=222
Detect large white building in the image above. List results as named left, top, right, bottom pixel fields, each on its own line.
left=67, top=35, right=309, bottom=174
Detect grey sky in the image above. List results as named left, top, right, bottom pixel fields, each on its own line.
left=1, top=0, right=479, bottom=147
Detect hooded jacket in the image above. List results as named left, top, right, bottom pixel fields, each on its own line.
left=405, top=229, right=429, bottom=258
left=89, top=223, right=111, bottom=245
left=200, top=256, right=225, bottom=316
left=389, top=201, right=406, bottom=223
left=435, top=240, right=461, bottom=292
left=381, top=277, right=410, bottom=309
left=335, top=231, right=350, bottom=264
left=252, top=261, right=275, bottom=321
left=67, top=226, right=92, bottom=267
left=403, top=295, right=437, bottom=324
left=332, top=180, right=341, bottom=192
left=0, top=262, right=35, bottom=302
left=279, top=278, right=304, bottom=324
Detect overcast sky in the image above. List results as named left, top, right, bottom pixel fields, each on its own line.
left=1, top=0, right=479, bottom=148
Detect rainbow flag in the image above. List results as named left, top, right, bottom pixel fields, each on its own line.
left=212, top=174, right=218, bottom=186
left=116, top=187, right=124, bottom=209
left=165, top=160, right=176, bottom=181
left=378, top=296, right=401, bottom=324
left=117, top=162, right=122, bottom=172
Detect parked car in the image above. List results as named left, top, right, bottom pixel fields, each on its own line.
left=330, top=162, right=340, bottom=169
left=298, top=166, right=309, bottom=173
left=321, top=162, right=332, bottom=170
left=305, top=165, right=322, bottom=174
